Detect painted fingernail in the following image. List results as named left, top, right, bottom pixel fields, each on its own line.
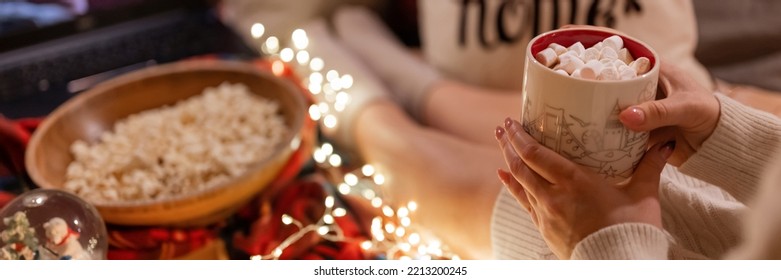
left=504, top=117, right=513, bottom=129
left=496, top=169, right=510, bottom=187
left=661, top=140, right=676, bottom=159
left=495, top=126, right=505, bottom=140
left=497, top=169, right=509, bottom=185
left=621, top=106, right=645, bottom=125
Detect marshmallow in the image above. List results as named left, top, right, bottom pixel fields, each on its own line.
left=582, top=47, right=600, bottom=62
left=536, top=48, right=559, bottom=67
left=598, top=65, right=619, bottom=81
left=618, top=65, right=637, bottom=80
left=600, top=47, right=618, bottom=60
left=535, top=38, right=651, bottom=81
left=617, top=48, right=634, bottom=65
left=571, top=68, right=583, bottom=78
left=554, top=69, right=569, bottom=76
left=568, top=42, right=586, bottom=55
left=630, top=57, right=651, bottom=75
left=602, top=35, right=624, bottom=51
left=548, top=43, right=568, bottom=55
left=554, top=52, right=585, bottom=74
left=613, top=58, right=628, bottom=69
left=599, top=58, right=614, bottom=66
left=579, top=60, right=603, bottom=80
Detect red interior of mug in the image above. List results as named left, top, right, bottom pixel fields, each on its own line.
left=530, top=28, right=656, bottom=68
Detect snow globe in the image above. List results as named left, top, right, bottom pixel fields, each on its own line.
left=0, top=189, right=107, bottom=260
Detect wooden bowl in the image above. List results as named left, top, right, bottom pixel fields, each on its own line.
left=25, top=60, right=306, bottom=226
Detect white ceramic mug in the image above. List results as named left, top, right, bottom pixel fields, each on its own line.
left=521, top=27, right=660, bottom=180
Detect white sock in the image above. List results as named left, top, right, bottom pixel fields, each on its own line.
left=302, top=19, right=390, bottom=150
left=333, top=6, right=442, bottom=122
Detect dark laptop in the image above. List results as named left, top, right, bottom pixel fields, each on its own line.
left=0, top=0, right=257, bottom=119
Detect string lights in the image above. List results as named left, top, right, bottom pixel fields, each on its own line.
left=248, top=23, right=458, bottom=260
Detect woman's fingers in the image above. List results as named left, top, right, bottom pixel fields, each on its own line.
left=619, top=97, right=694, bottom=132
left=630, top=141, right=673, bottom=194
left=502, top=118, right=579, bottom=184
left=495, top=125, right=551, bottom=198
left=497, top=169, right=532, bottom=212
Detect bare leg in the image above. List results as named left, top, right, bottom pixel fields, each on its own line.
left=423, top=81, right=522, bottom=147
left=354, top=100, right=505, bottom=259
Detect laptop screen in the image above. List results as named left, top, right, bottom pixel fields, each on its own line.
left=0, top=0, right=205, bottom=52
left=0, top=0, right=255, bottom=118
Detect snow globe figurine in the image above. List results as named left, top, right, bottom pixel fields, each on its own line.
left=0, top=189, right=107, bottom=260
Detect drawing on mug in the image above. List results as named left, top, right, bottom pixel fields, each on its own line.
left=523, top=100, right=648, bottom=179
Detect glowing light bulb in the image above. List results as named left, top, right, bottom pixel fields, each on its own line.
left=263, top=36, right=279, bottom=54
left=382, top=206, right=394, bottom=217
left=409, top=233, right=420, bottom=245
left=340, top=74, right=354, bottom=89
left=362, top=165, right=375, bottom=176
left=318, top=102, right=329, bottom=114
left=313, top=148, right=326, bottom=163
left=310, top=57, right=324, bottom=71
left=361, top=241, right=372, bottom=250
left=280, top=48, right=294, bottom=62
left=309, top=72, right=323, bottom=85
left=400, top=217, right=411, bottom=227
left=291, top=29, right=309, bottom=49
left=308, top=104, right=322, bottom=121
left=271, top=60, right=285, bottom=76
left=397, top=207, right=409, bottom=218
left=251, top=23, right=265, bottom=39
left=336, top=91, right=350, bottom=104
left=407, top=201, right=418, bottom=212
left=281, top=214, right=293, bottom=225
left=308, top=83, right=322, bottom=95
left=328, top=154, right=342, bottom=167
left=333, top=208, right=347, bottom=217
left=371, top=197, right=383, bottom=208
left=362, top=189, right=375, bottom=200
left=323, top=214, right=334, bottom=224
left=344, top=173, right=358, bottom=186
left=384, top=223, right=395, bottom=234
left=296, top=50, right=310, bottom=64
left=321, top=143, right=333, bottom=155
left=325, top=196, right=334, bottom=208
left=395, top=227, right=406, bottom=237
left=326, top=70, right=340, bottom=83
left=317, top=226, right=329, bottom=236
left=373, top=174, right=386, bottom=185
left=338, top=183, right=351, bottom=195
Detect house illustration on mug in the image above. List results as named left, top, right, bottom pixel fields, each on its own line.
left=522, top=100, right=648, bottom=179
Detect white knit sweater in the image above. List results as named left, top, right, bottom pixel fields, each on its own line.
left=491, top=94, right=781, bottom=259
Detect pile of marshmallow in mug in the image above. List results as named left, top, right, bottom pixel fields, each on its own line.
left=535, top=35, right=651, bottom=81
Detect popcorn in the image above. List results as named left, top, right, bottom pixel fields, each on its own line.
left=63, top=82, right=289, bottom=203
left=536, top=35, right=651, bottom=81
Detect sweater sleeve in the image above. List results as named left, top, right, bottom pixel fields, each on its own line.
left=678, top=94, right=781, bottom=204
left=570, top=223, right=671, bottom=260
